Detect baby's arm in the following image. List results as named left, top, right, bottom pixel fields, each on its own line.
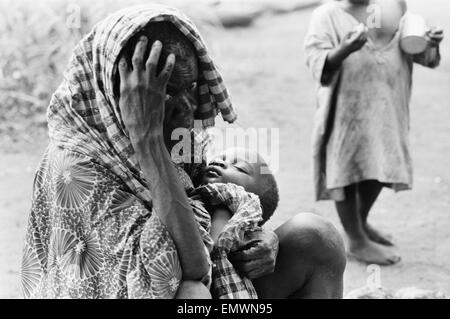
left=210, top=207, right=233, bottom=244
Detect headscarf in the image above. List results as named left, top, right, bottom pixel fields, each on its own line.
left=47, top=4, right=237, bottom=205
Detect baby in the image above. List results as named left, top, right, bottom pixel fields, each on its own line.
left=177, top=147, right=279, bottom=299
left=199, top=147, right=279, bottom=243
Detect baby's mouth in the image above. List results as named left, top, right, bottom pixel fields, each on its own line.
left=204, top=166, right=221, bottom=178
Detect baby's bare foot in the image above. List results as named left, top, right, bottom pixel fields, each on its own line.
left=364, top=223, right=395, bottom=246
left=347, top=239, right=401, bottom=266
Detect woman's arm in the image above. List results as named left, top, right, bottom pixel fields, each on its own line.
left=134, top=135, right=210, bottom=280
left=118, top=36, right=209, bottom=281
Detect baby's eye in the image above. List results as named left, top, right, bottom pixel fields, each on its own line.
left=235, top=166, right=248, bottom=174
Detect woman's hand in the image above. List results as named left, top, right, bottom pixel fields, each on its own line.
left=118, top=36, right=175, bottom=142
left=229, top=229, right=279, bottom=279
left=117, top=36, right=210, bottom=280
left=426, top=27, right=444, bottom=47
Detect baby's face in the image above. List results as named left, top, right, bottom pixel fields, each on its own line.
left=202, top=148, right=265, bottom=196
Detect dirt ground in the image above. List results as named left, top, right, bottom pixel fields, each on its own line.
left=1, top=0, right=449, bottom=298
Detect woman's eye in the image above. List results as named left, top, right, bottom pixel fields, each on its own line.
left=189, top=82, right=197, bottom=91
left=166, top=87, right=176, bottom=97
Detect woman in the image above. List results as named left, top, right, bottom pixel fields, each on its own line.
left=305, top=0, right=443, bottom=265
left=22, top=4, right=346, bottom=299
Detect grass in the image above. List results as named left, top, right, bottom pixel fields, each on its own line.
left=0, top=0, right=224, bottom=151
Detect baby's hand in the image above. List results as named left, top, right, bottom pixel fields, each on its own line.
left=426, top=27, right=444, bottom=47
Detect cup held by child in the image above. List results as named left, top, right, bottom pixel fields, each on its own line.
left=400, top=12, right=428, bottom=55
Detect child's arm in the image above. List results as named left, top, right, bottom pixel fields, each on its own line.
left=210, top=207, right=233, bottom=244
left=322, top=26, right=368, bottom=84
left=413, top=28, right=443, bottom=68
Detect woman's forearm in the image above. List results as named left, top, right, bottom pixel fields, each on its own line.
left=133, top=134, right=209, bottom=280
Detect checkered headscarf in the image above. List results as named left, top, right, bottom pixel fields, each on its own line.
left=47, top=4, right=237, bottom=204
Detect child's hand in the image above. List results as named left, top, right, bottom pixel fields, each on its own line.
left=341, top=24, right=368, bottom=54
left=426, top=27, right=444, bottom=47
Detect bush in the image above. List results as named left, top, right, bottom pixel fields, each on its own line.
left=0, top=0, right=222, bottom=148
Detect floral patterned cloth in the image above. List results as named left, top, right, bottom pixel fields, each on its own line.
left=21, top=4, right=242, bottom=299
left=22, top=145, right=212, bottom=298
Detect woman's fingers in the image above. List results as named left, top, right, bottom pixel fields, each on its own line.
left=232, top=259, right=273, bottom=279
left=159, top=53, right=176, bottom=84
left=146, top=40, right=163, bottom=78
left=118, top=57, right=130, bottom=92
left=132, top=36, right=148, bottom=70
left=229, top=245, right=265, bottom=262
left=127, top=37, right=176, bottom=89
left=145, top=41, right=175, bottom=86
left=246, top=261, right=274, bottom=279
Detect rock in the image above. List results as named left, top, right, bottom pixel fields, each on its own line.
left=214, top=6, right=264, bottom=28
left=345, top=286, right=394, bottom=299
left=346, top=286, right=447, bottom=299
left=394, top=287, right=447, bottom=299
left=209, top=0, right=322, bottom=28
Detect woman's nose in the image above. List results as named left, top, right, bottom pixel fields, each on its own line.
left=180, top=94, right=197, bottom=114
left=184, top=90, right=199, bottom=114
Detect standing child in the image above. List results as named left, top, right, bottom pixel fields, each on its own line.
left=304, top=0, right=444, bottom=265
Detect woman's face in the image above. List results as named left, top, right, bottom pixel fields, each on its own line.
left=113, top=27, right=199, bottom=150
left=163, top=54, right=199, bottom=138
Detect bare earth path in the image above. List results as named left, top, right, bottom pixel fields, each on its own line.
left=1, top=0, right=449, bottom=298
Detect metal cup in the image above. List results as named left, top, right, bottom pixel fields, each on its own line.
left=400, top=12, right=429, bottom=55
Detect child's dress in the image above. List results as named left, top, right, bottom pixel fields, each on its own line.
left=304, top=2, right=440, bottom=201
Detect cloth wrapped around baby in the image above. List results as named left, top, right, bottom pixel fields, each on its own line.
left=192, top=182, right=263, bottom=299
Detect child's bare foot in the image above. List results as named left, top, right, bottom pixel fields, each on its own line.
left=347, top=239, right=401, bottom=266
left=364, top=223, right=395, bottom=246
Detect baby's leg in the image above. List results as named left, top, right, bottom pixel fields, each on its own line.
left=176, top=280, right=212, bottom=299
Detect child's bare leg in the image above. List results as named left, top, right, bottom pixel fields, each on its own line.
left=252, top=213, right=346, bottom=298
left=175, top=281, right=212, bottom=299
left=335, top=184, right=400, bottom=265
left=357, top=180, right=394, bottom=246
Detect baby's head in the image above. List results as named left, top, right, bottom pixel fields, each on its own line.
left=202, top=148, right=279, bottom=223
